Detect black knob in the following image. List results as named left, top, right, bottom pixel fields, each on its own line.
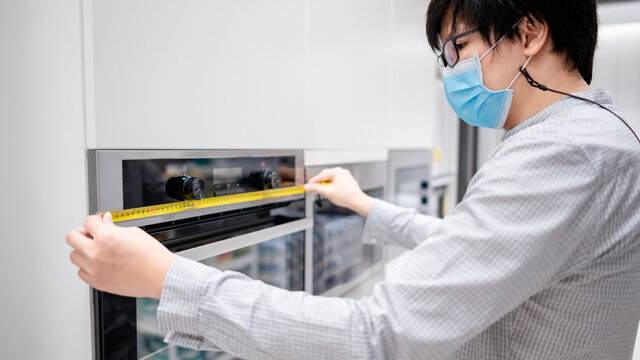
left=166, top=176, right=206, bottom=201
left=421, top=181, right=429, bottom=190
left=248, top=170, right=281, bottom=190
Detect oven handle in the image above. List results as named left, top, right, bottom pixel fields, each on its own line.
left=176, top=217, right=313, bottom=262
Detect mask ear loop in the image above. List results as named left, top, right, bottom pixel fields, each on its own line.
left=479, top=34, right=507, bottom=61
left=480, top=21, right=522, bottom=61
left=507, top=56, right=533, bottom=89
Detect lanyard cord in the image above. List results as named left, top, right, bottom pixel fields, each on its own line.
left=519, top=68, right=640, bottom=145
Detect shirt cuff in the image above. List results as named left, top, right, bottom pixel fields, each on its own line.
left=362, top=198, right=401, bottom=246
left=157, top=256, right=221, bottom=350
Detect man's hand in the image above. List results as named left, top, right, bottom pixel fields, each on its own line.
left=66, top=213, right=177, bottom=299
left=304, top=167, right=374, bottom=218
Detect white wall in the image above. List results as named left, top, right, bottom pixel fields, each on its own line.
left=591, top=22, right=640, bottom=134
left=0, top=0, right=91, bottom=359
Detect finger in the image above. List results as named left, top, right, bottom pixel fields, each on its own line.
left=78, top=269, right=93, bottom=287
left=308, top=168, right=336, bottom=184
left=68, top=226, right=91, bottom=238
left=304, top=182, right=331, bottom=197
left=78, top=227, right=91, bottom=236
left=66, top=228, right=93, bottom=255
left=70, top=250, right=92, bottom=271
left=84, top=215, right=109, bottom=238
left=102, top=212, right=113, bottom=225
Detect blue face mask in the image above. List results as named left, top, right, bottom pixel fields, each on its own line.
left=441, top=35, right=532, bottom=129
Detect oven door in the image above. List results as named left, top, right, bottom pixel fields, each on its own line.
left=88, top=150, right=310, bottom=360
left=305, top=161, right=386, bottom=297
left=91, top=200, right=311, bottom=360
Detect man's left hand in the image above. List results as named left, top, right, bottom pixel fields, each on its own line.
left=66, top=213, right=177, bottom=299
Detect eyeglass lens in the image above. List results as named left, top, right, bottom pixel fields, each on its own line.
left=443, top=40, right=457, bottom=67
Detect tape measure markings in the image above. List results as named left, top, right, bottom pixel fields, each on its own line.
left=105, top=185, right=308, bottom=223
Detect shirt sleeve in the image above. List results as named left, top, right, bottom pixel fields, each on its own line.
left=362, top=198, right=444, bottom=249
left=157, top=133, right=600, bottom=359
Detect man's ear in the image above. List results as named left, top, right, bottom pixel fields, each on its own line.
left=519, top=15, right=549, bottom=57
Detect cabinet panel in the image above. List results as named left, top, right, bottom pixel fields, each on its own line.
left=86, top=0, right=305, bottom=149
left=387, top=0, right=437, bottom=149
left=305, top=0, right=391, bottom=149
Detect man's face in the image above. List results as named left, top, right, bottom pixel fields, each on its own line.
left=439, top=11, right=525, bottom=92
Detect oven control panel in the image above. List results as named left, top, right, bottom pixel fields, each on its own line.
left=122, top=155, right=296, bottom=209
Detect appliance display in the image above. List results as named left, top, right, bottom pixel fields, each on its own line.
left=88, top=150, right=310, bottom=360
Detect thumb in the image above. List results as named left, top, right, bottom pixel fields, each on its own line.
left=304, top=183, right=330, bottom=197
left=102, top=212, right=114, bottom=224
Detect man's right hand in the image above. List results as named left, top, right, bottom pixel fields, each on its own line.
left=304, top=167, right=374, bottom=218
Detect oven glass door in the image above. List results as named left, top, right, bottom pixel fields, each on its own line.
left=136, top=231, right=305, bottom=360
left=312, top=188, right=383, bottom=295
left=93, top=199, right=307, bottom=360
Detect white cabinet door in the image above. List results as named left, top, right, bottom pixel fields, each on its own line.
left=86, top=0, right=305, bottom=149
left=305, top=0, right=391, bottom=149
left=387, top=0, right=437, bottom=149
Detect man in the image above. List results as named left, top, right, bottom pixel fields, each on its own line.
left=67, top=0, right=640, bottom=358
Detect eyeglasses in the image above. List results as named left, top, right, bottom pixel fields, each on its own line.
left=438, top=28, right=478, bottom=68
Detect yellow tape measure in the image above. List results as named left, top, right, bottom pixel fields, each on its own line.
left=103, top=183, right=329, bottom=223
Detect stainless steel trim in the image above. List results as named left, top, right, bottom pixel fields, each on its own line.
left=90, top=149, right=304, bottom=214
left=87, top=150, right=99, bottom=214
left=304, top=192, right=315, bottom=293
left=89, top=287, right=97, bottom=360
left=176, top=218, right=313, bottom=261
left=114, top=193, right=305, bottom=228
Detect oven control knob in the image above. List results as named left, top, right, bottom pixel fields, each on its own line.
left=166, top=176, right=206, bottom=201
left=249, top=170, right=281, bottom=190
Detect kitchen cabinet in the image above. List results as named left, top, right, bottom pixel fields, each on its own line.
left=85, top=0, right=306, bottom=149
left=304, top=0, right=391, bottom=149
left=386, top=0, right=438, bottom=149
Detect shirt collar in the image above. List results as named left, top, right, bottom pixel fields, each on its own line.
left=503, top=88, right=614, bottom=141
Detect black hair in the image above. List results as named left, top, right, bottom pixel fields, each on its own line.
left=426, top=0, right=598, bottom=84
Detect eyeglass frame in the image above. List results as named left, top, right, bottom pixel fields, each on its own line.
left=437, top=28, right=479, bottom=68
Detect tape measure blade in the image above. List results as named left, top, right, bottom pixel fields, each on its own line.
left=107, top=185, right=306, bottom=223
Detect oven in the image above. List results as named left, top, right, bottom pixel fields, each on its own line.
left=88, top=150, right=311, bottom=360
left=386, top=150, right=433, bottom=261
left=387, top=150, right=433, bottom=215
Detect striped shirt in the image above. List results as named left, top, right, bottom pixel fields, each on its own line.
left=157, top=88, right=640, bottom=359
